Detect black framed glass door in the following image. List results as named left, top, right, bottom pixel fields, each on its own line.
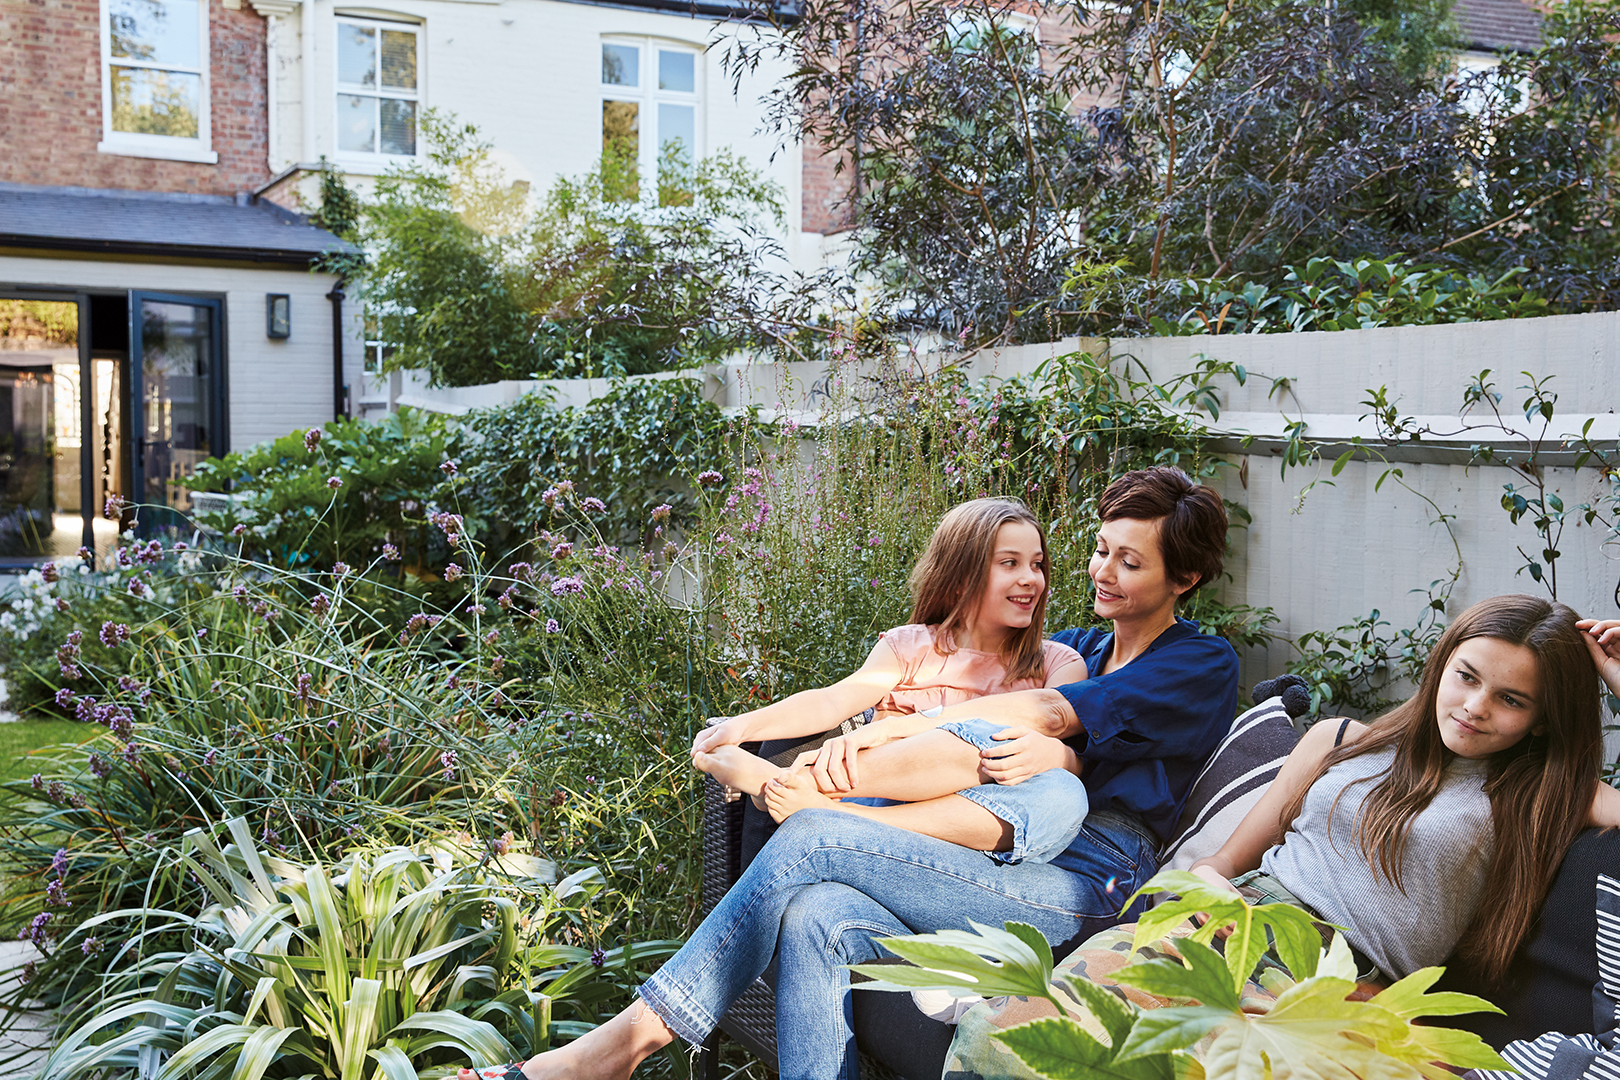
left=0, top=294, right=92, bottom=562
left=128, top=292, right=223, bottom=533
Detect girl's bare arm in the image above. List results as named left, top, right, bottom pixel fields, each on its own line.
left=691, top=638, right=906, bottom=753
left=1189, top=718, right=1363, bottom=892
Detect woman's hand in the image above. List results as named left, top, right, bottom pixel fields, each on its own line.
left=692, top=715, right=753, bottom=756
left=796, top=723, right=899, bottom=792
left=978, top=728, right=1077, bottom=786
left=1578, top=619, right=1620, bottom=698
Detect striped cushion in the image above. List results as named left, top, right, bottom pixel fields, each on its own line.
left=1158, top=697, right=1300, bottom=872
left=1467, top=873, right=1620, bottom=1080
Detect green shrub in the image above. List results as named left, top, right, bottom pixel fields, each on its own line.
left=36, top=824, right=678, bottom=1079
left=0, top=520, right=707, bottom=1025
left=189, top=409, right=453, bottom=572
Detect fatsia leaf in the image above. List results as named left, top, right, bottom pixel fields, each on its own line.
left=853, top=922, right=1060, bottom=1004
left=1370, top=967, right=1502, bottom=1020
left=1126, top=871, right=1328, bottom=990
left=1112, top=941, right=1241, bottom=1012
left=1206, top=977, right=1416, bottom=1080
left=996, top=1017, right=1175, bottom=1080
left=1002, top=922, right=1056, bottom=973
left=1052, top=972, right=1139, bottom=1046
left=1115, top=1006, right=1232, bottom=1062
left=1389, top=1023, right=1512, bottom=1074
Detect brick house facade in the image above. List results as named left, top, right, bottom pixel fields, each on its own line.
left=0, top=0, right=354, bottom=563
left=0, top=0, right=271, bottom=194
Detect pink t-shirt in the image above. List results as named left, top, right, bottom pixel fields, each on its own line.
left=873, top=623, right=1082, bottom=717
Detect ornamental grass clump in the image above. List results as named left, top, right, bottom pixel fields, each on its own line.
left=34, top=819, right=678, bottom=1080
left=0, top=498, right=706, bottom=1029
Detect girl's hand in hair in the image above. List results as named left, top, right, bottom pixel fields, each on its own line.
left=979, top=728, right=1080, bottom=785
left=1577, top=619, right=1620, bottom=697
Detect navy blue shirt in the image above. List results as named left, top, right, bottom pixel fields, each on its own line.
left=1048, top=618, right=1238, bottom=845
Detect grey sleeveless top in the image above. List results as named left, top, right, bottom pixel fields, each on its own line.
left=1260, top=744, right=1494, bottom=980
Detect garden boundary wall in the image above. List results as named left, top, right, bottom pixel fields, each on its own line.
left=397, top=311, right=1620, bottom=704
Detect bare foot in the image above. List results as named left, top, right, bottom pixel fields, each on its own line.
left=763, top=768, right=842, bottom=823
left=455, top=999, right=674, bottom=1080
left=692, top=744, right=783, bottom=799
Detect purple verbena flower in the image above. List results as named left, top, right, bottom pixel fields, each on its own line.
left=304, top=427, right=323, bottom=452
left=651, top=504, right=672, bottom=523
left=88, top=752, right=111, bottom=779
left=549, top=576, right=583, bottom=597
left=326, top=476, right=343, bottom=490
left=99, top=621, right=131, bottom=647
left=439, top=459, right=458, bottom=475
left=51, top=848, right=68, bottom=877
left=295, top=673, right=313, bottom=704
left=698, top=470, right=723, bottom=486
left=582, top=497, right=606, bottom=513
left=545, top=618, right=560, bottom=634
left=54, top=598, right=70, bottom=613
left=550, top=542, right=574, bottom=560
left=81, top=936, right=103, bottom=955
left=440, top=749, right=458, bottom=780
left=310, top=594, right=331, bottom=616
left=231, top=524, right=248, bottom=537
left=41, top=562, right=58, bottom=583
left=465, top=603, right=486, bottom=616
left=103, top=494, right=125, bottom=519
left=444, top=563, right=463, bottom=583
left=383, top=543, right=400, bottom=561
left=55, top=688, right=75, bottom=708
left=332, top=561, right=351, bottom=577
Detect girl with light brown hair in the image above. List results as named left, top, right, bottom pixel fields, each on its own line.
left=692, top=496, right=1093, bottom=855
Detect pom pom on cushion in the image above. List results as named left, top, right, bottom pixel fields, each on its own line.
left=1159, top=696, right=1301, bottom=872
left=1251, top=673, right=1313, bottom=719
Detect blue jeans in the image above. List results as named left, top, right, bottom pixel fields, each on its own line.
left=637, top=807, right=1159, bottom=1080
left=939, top=717, right=1089, bottom=864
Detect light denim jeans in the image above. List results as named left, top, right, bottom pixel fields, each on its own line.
left=938, top=717, right=1090, bottom=864
left=637, top=807, right=1159, bottom=1080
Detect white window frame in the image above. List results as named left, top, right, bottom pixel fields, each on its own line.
left=98, top=0, right=217, bottom=163
left=332, top=15, right=423, bottom=166
left=600, top=36, right=704, bottom=196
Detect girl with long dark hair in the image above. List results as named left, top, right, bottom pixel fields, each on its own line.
left=1190, top=594, right=1620, bottom=984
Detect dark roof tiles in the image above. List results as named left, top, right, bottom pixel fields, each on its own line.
left=1453, top=0, right=1544, bottom=54
left=0, top=183, right=358, bottom=266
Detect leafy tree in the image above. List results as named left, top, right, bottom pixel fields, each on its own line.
left=725, top=0, right=1620, bottom=342
left=355, top=112, right=847, bottom=386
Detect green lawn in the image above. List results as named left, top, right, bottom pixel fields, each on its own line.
left=0, top=720, right=102, bottom=783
